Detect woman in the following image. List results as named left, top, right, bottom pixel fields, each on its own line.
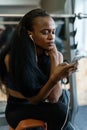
left=0, top=8, right=78, bottom=130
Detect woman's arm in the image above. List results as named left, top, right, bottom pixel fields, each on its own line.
left=28, top=61, right=77, bottom=104
left=46, top=44, right=63, bottom=103
left=4, top=53, right=78, bottom=105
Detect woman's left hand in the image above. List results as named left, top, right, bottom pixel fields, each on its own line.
left=66, top=60, right=78, bottom=76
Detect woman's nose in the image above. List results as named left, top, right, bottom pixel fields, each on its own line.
left=48, top=33, right=55, bottom=40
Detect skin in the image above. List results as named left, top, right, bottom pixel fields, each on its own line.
left=5, top=16, right=78, bottom=104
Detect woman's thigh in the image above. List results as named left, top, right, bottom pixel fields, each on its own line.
left=5, top=97, right=67, bottom=129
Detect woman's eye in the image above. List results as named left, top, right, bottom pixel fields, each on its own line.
left=41, top=29, right=55, bottom=35
left=52, top=31, right=55, bottom=34
left=42, top=30, right=49, bottom=35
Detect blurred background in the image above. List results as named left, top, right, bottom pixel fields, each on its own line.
left=0, top=0, right=87, bottom=130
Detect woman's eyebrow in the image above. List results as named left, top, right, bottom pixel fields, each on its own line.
left=40, top=28, right=55, bottom=32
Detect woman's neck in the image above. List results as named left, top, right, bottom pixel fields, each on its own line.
left=36, top=46, right=44, bottom=56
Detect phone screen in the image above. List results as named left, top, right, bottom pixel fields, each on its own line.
left=71, top=55, right=85, bottom=63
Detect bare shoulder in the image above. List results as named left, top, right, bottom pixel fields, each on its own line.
left=4, top=54, right=10, bottom=72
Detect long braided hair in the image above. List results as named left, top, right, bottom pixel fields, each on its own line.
left=0, top=8, right=50, bottom=97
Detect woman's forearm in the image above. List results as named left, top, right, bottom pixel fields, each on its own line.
left=47, top=51, right=63, bottom=102
left=28, top=76, right=58, bottom=104
left=46, top=82, right=62, bottom=103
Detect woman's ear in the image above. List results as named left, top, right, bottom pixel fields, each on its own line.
left=30, top=35, right=33, bottom=41
left=28, top=31, right=33, bottom=41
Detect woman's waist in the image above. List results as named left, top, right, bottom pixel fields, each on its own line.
left=7, top=88, right=33, bottom=104
left=7, top=88, right=27, bottom=99
left=7, top=88, right=47, bottom=105
left=7, top=95, right=31, bottom=104
left=7, top=89, right=31, bottom=104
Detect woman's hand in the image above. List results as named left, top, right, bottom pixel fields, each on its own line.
left=50, top=61, right=78, bottom=84
left=66, top=60, right=78, bottom=76
left=45, top=44, right=63, bottom=74
left=46, top=44, right=63, bottom=65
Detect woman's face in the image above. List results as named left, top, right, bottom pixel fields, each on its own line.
left=29, top=16, right=56, bottom=51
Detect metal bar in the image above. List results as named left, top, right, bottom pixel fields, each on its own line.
left=0, top=21, right=18, bottom=25
left=51, top=14, right=76, bottom=18
left=0, top=13, right=76, bottom=18
left=0, top=14, right=23, bottom=17
left=0, top=13, right=87, bottom=19
left=78, top=13, right=87, bottom=19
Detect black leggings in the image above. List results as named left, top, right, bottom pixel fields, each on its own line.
left=5, top=96, right=68, bottom=130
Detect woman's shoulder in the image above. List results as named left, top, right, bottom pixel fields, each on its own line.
left=4, top=54, right=10, bottom=72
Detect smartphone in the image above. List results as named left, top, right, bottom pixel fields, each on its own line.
left=71, top=55, right=85, bottom=63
